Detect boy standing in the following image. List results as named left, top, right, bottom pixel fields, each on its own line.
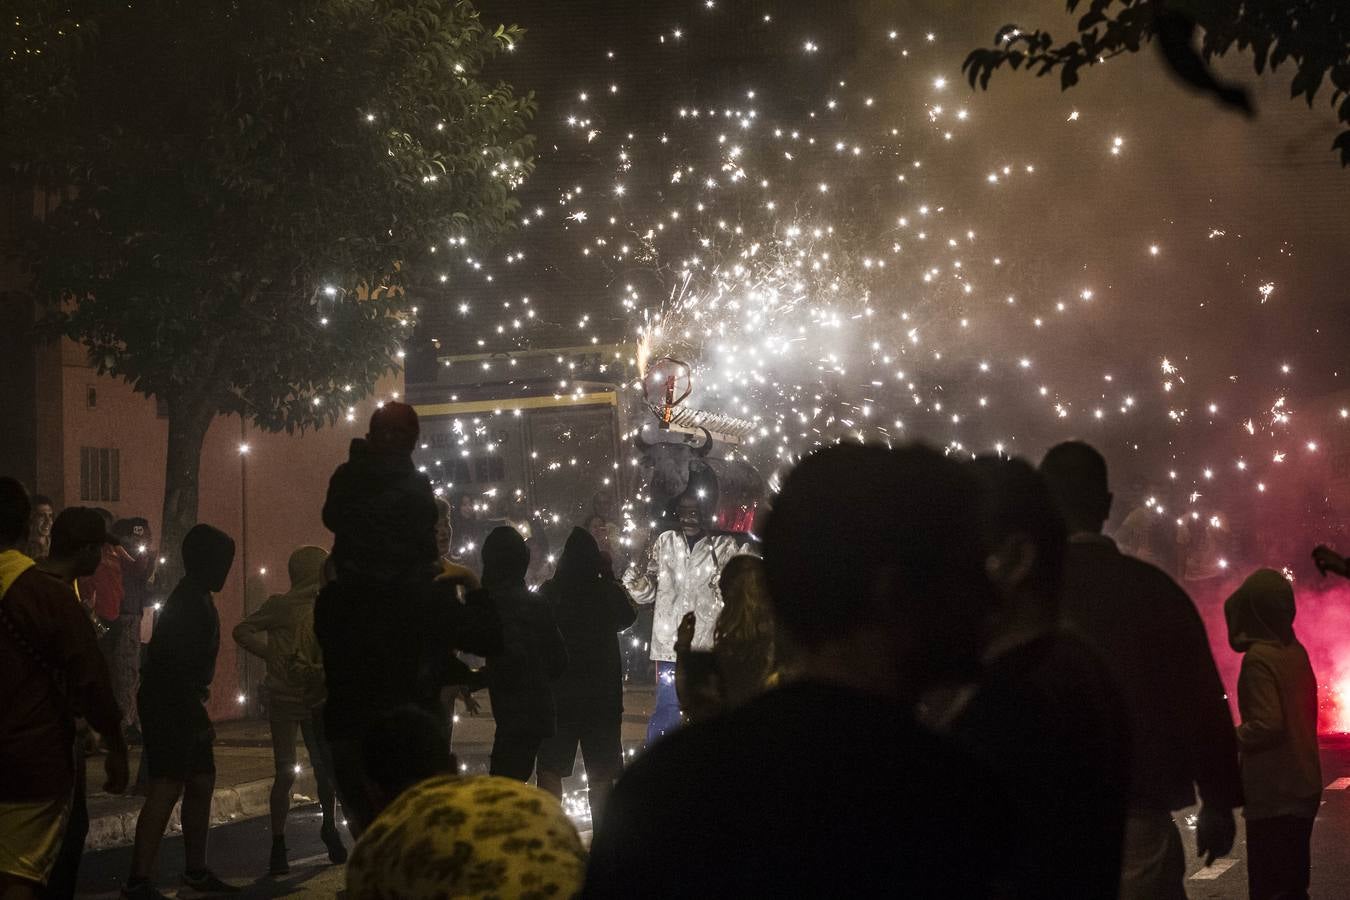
left=1225, top=569, right=1322, bottom=900
left=124, top=524, right=238, bottom=899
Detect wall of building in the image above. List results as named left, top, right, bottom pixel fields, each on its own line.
left=52, top=338, right=402, bottom=720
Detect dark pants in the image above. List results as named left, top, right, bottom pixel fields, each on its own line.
left=1247, top=815, right=1315, bottom=900
left=44, top=742, right=87, bottom=900
left=489, top=732, right=544, bottom=782
left=327, top=737, right=376, bottom=840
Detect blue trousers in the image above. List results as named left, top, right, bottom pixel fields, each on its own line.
left=646, top=661, right=682, bottom=745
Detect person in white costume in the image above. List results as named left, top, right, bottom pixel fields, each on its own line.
left=624, top=493, right=747, bottom=742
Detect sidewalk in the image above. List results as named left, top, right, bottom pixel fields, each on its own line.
left=85, top=686, right=656, bottom=849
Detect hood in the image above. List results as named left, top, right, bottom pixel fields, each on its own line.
left=555, top=527, right=604, bottom=585
left=282, top=545, right=328, bottom=602
left=182, top=524, right=236, bottom=593
left=1225, top=568, right=1296, bottom=652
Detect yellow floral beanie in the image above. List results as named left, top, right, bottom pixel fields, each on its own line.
left=346, top=775, right=586, bottom=899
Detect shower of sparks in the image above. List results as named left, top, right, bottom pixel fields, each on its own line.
left=405, top=9, right=1339, bottom=567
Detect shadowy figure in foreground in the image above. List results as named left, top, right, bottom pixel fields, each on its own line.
left=1, top=490, right=126, bottom=900
left=1040, top=441, right=1240, bottom=900
left=478, top=526, right=568, bottom=782
left=535, top=527, right=635, bottom=824
left=1225, top=570, right=1322, bottom=900
left=585, top=444, right=1015, bottom=898
left=927, top=457, right=1130, bottom=898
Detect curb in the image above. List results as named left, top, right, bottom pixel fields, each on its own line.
left=86, top=772, right=318, bottom=851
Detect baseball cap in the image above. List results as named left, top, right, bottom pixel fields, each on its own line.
left=50, top=507, right=119, bottom=557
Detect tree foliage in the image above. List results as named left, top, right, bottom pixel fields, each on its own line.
left=2, top=0, right=534, bottom=556
left=3, top=0, right=533, bottom=428
left=963, top=1, right=1350, bottom=166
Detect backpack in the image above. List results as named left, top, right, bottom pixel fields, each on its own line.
left=284, top=612, right=327, bottom=707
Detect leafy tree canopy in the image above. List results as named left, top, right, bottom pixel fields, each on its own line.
left=2, top=0, right=536, bottom=431
left=963, top=0, right=1350, bottom=165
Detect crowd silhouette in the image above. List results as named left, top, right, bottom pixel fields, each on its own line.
left=0, top=404, right=1334, bottom=899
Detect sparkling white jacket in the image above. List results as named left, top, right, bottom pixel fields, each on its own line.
left=624, top=530, right=748, bottom=663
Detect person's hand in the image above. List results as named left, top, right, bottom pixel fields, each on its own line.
left=103, top=738, right=130, bottom=794
left=459, top=687, right=482, bottom=716
left=675, top=611, right=697, bottom=655
left=1313, top=545, right=1348, bottom=577
left=1195, top=805, right=1235, bottom=866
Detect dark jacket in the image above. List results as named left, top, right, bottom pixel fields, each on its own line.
left=322, top=438, right=439, bottom=584
left=317, top=577, right=503, bottom=741
left=0, top=554, right=121, bottom=800
left=138, top=576, right=221, bottom=734
left=1061, top=534, right=1241, bottom=812
left=1225, top=570, right=1321, bottom=820
left=541, top=574, right=635, bottom=720
left=950, top=631, right=1131, bottom=899
left=482, top=582, right=567, bottom=737
left=138, top=524, right=236, bottom=733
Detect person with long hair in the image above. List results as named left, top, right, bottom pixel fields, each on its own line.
left=675, top=555, right=780, bottom=722
left=535, top=528, right=635, bottom=824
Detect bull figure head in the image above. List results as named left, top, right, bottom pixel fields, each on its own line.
left=633, top=427, right=713, bottom=504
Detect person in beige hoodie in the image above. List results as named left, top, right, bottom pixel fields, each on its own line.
left=234, top=546, right=346, bottom=875
left=1225, top=569, right=1322, bottom=900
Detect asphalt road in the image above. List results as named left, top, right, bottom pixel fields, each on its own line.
left=77, top=740, right=1350, bottom=898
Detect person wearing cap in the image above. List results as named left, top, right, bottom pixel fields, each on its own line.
left=1, top=482, right=128, bottom=899
left=123, top=524, right=240, bottom=899
left=34, top=507, right=134, bottom=899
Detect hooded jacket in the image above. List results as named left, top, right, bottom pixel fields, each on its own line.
left=542, top=528, right=636, bottom=719
left=139, top=525, right=235, bottom=730
left=1225, top=569, right=1322, bottom=819
left=233, top=546, right=328, bottom=717
left=323, top=438, right=439, bottom=585
left=624, top=529, right=749, bottom=663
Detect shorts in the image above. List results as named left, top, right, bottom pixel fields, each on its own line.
left=0, top=795, right=71, bottom=887
left=536, top=715, right=622, bottom=780
left=140, top=706, right=216, bottom=780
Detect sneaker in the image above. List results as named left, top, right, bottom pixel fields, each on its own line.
left=121, top=881, right=171, bottom=900
left=321, top=824, right=348, bottom=865
left=180, top=869, right=242, bottom=895
left=268, top=839, right=290, bottom=876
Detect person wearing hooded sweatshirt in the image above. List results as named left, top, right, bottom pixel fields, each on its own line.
left=536, top=527, right=636, bottom=823
left=1225, top=569, right=1322, bottom=900
left=124, top=524, right=239, bottom=900
left=478, top=526, right=568, bottom=781
left=233, top=546, right=346, bottom=875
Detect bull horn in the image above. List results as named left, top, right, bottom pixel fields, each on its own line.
left=693, top=427, right=714, bottom=456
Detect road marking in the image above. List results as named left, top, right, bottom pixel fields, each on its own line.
left=1325, top=777, right=1350, bottom=790
left=290, top=853, right=335, bottom=867
left=1190, top=859, right=1239, bottom=880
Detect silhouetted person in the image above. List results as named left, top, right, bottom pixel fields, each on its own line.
left=929, top=457, right=1130, bottom=898
left=536, top=527, right=636, bottom=824
left=1040, top=441, right=1240, bottom=900
left=125, top=524, right=239, bottom=899
left=584, top=444, right=1015, bottom=898
left=478, top=526, right=567, bottom=781
left=675, top=555, right=782, bottom=723
left=3, top=501, right=127, bottom=900
left=232, top=546, right=346, bottom=875
left=322, top=402, right=439, bottom=586
left=1225, top=570, right=1321, bottom=900
left=1312, top=543, right=1350, bottom=580
left=360, top=705, right=456, bottom=818
left=316, top=406, right=500, bottom=838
